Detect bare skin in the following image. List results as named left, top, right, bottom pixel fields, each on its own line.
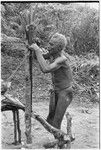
left=30, top=34, right=73, bottom=129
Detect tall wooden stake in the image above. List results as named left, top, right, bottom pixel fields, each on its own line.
left=25, top=49, right=33, bottom=144
left=25, top=4, right=33, bottom=144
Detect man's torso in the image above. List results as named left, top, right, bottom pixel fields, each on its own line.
left=51, top=59, right=73, bottom=91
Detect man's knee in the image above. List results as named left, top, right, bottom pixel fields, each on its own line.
left=47, top=115, right=53, bottom=126
left=52, top=121, right=61, bottom=129
left=66, top=89, right=73, bottom=104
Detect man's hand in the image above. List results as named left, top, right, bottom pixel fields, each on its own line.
left=29, top=43, right=41, bottom=52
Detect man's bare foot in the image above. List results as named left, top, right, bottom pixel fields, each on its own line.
left=43, top=140, right=58, bottom=148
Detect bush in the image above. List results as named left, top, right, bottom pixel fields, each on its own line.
left=71, top=54, right=99, bottom=102
left=1, top=3, right=99, bottom=103
left=1, top=3, right=99, bottom=56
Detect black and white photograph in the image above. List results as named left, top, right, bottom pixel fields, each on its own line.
left=1, top=1, right=100, bottom=149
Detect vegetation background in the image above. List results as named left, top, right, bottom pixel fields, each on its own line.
left=1, top=2, right=100, bottom=149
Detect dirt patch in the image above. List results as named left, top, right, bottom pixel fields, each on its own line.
left=1, top=99, right=99, bottom=149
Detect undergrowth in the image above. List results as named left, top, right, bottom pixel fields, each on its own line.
left=1, top=52, right=99, bottom=104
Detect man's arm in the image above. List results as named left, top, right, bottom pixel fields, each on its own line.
left=42, top=53, right=50, bottom=60
left=31, top=48, right=50, bottom=60
left=29, top=44, right=66, bottom=73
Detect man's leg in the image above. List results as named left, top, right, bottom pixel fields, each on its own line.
left=47, top=90, right=58, bottom=125
left=52, top=88, right=73, bottom=129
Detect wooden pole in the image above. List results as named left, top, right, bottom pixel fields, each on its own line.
left=25, top=5, right=33, bottom=144
left=16, top=110, right=21, bottom=143
left=25, top=51, right=32, bottom=144
left=13, top=110, right=17, bottom=144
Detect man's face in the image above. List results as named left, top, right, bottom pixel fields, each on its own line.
left=47, top=34, right=59, bottom=55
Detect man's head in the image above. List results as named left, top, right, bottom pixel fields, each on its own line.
left=47, top=33, right=67, bottom=55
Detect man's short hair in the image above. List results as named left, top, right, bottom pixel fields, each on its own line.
left=49, top=33, right=67, bottom=52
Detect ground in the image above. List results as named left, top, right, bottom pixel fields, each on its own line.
left=1, top=61, right=100, bottom=149
left=1, top=97, right=99, bottom=149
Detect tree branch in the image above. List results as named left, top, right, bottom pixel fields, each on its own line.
left=31, top=112, right=71, bottom=148
left=32, top=112, right=66, bottom=138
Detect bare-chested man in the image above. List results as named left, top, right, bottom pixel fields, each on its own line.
left=30, top=33, right=73, bottom=130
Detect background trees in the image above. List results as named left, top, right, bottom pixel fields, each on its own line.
left=1, top=2, right=99, bottom=102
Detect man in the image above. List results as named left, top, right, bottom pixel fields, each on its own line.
left=30, top=33, right=73, bottom=130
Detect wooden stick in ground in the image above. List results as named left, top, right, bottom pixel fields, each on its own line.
left=25, top=4, right=34, bottom=144
left=16, top=110, right=21, bottom=143
left=25, top=52, right=32, bottom=144
left=12, top=110, right=17, bottom=144
left=65, top=112, right=72, bottom=149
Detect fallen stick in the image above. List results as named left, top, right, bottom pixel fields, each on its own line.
left=31, top=112, right=71, bottom=148
left=32, top=112, right=67, bottom=139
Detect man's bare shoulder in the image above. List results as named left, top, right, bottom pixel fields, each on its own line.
left=55, top=54, right=67, bottom=64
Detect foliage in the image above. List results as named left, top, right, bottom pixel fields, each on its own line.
left=1, top=3, right=99, bottom=54
left=71, top=54, right=99, bottom=102
left=1, top=34, right=26, bottom=57
left=1, top=2, right=99, bottom=103
left=72, top=6, right=99, bottom=56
